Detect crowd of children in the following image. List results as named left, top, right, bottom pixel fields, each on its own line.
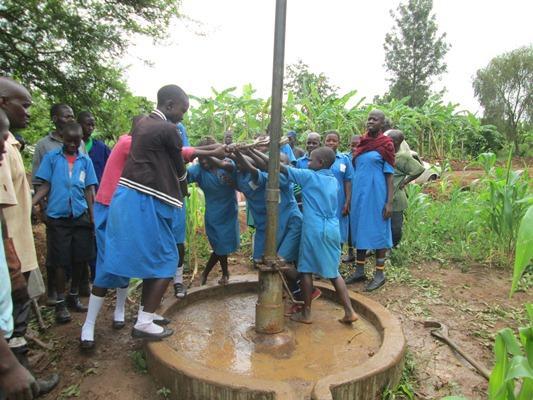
left=0, top=77, right=426, bottom=398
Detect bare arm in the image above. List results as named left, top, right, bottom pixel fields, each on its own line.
left=190, top=145, right=227, bottom=161
left=208, top=157, right=235, bottom=172
left=233, top=150, right=258, bottom=180
left=0, top=335, right=39, bottom=399
left=84, top=186, right=95, bottom=224
left=383, top=173, right=393, bottom=220
left=342, top=180, right=352, bottom=216
left=32, top=181, right=50, bottom=207
left=245, top=148, right=268, bottom=171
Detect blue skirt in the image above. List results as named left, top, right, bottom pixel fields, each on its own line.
left=173, top=201, right=186, bottom=244
left=93, top=202, right=129, bottom=289
left=104, top=186, right=180, bottom=279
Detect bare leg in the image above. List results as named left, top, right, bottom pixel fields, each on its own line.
left=141, top=278, right=171, bottom=312
left=330, top=276, right=358, bottom=323
left=218, top=254, right=229, bottom=285
left=201, top=252, right=218, bottom=285
left=290, top=273, right=313, bottom=324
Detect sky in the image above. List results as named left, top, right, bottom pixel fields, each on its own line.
left=123, top=0, right=533, bottom=114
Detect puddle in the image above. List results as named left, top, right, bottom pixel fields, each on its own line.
left=167, top=293, right=381, bottom=397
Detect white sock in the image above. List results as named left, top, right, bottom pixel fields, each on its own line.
left=173, top=266, right=183, bottom=284
left=81, top=295, right=105, bottom=341
left=134, top=309, right=163, bottom=334
left=114, top=287, right=128, bottom=322
left=140, top=305, right=165, bottom=322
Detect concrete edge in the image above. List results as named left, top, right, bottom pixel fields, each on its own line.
left=311, top=282, right=407, bottom=400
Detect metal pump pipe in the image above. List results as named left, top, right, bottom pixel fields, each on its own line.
left=255, top=0, right=287, bottom=335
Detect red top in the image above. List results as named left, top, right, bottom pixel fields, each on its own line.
left=354, top=132, right=395, bottom=167
left=95, top=134, right=196, bottom=206
left=65, top=153, right=76, bottom=165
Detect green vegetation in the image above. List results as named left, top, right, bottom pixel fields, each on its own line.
left=383, top=0, right=450, bottom=107
left=473, top=46, right=533, bottom=153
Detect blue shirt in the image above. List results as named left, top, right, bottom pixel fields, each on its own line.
left=280, top=143, right=296, bottom=165
left=88, top=139, right=111, bottom=185
left=36, top=148, right=98, bottom=218
left=177, top=123, right=190, bottom=147
left=295, top=154, right=310, bottom=169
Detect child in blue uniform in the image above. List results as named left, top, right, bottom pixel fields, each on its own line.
left=188, top=141, right=239, bottom=285
left=324, top=131, right=353, bottom=245
left=281, top=146, right=357, bottom=324
left=32, top=122, right=97, bottom=323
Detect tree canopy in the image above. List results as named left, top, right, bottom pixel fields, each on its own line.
left=383, top=0, right=449, bottom=107
left=473, top=46, right=533, bottom=151
left=284, top=60, right=337, bottom=101
left=0, top=0, right=181, bottom=136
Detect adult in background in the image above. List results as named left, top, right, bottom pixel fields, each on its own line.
left=0, top=77, right=59, bottom=396
left=345, top=110, right=395, bottom=291
left=386, top=130, right=424, bottom=248
left=103, top=84, right=189, bottom=339
left=287, top=130, right=305, bottom=159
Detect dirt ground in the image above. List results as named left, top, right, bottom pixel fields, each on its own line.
left=28, top=227, right=528, bottom=400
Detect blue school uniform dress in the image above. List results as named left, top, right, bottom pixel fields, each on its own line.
left=286, top=168, right=340, bottom=278
left=173, top=123, right=190, bottom=245
left=238, top=170, right=302, bottom=262
left=330, top=151, right=354, bottom=243
left=350, top=151, right=394, bottom=250
left=104, top=110, right=187, bottom=280
left=236, top=171, right=266, bottom=261
left=188, top=163, right=239, bottom=255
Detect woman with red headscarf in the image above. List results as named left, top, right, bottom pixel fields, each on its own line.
left=345, top=110, right=395, bottom=291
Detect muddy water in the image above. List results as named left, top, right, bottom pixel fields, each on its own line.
left=168, top=293, right=381, bottom=397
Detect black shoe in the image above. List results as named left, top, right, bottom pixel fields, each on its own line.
left=66, top=294, right=88, bottom=312
left=345, top=268, right=367, bottom=284
left=341, top=254, right=355, bottom=264
left=365, top=275, right=386, bottom=292
left=55, top=301, right=71, bottom=323
left=112, top=320, right=126, bottom=330
left=80, top=339, right=95, bottom=352
left=131, top=327, right=174, bottom=340
left=173, top=282, right=187, bottom=299
left=153, top=317, right=171, bottom=326
left=37, top=373, right=60, bottom=395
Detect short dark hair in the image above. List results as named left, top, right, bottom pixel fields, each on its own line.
left=77, top=111, right=93, bottom=123
left=61, top=121, right=82, bottom=136
left=157, top=85, right=187, bottom=106
left=312, top=146, right=336, bottom=169
left=50, top=103, right=71, bottom=119
left=324, top=130, right=340, bottom=140
left=197, top=136, right=217, bottom=147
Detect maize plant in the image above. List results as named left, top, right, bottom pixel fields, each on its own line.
left=185, top=185, right=208, bottom=279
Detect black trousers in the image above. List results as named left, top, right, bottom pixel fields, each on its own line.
left=391, top=211, right=404, bottom=248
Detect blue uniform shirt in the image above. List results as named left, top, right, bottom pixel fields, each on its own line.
left=295, top=154, right=310, bottom=169
left=177, top=123, right=190, bottom=147
left=280, top=143, right=296, bottom=165
left=36, top=148, right=98, bottom=218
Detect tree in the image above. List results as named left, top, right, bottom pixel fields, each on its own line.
left=0, top=0, right=181, bottom=135
left=473, top=46, right=533, bottom=151
left=384, top=0, right=449, bottom=107
left=284, top=60, right=337, bottom=100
